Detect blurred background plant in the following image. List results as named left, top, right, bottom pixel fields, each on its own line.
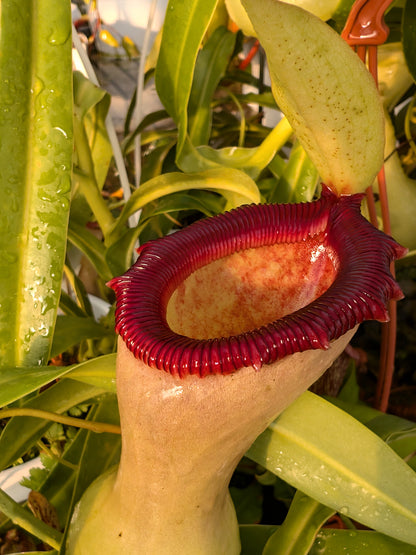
left=1, top=0, right=416, bottom=553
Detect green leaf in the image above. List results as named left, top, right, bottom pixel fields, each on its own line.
left=67, top=219, right=113, bottom=283
left=365, top=413, right=416, bottom=460
left=0, top=488, right=62, bottom=550
left=155, top=0, right=219, bottom=154
left=270, top=141, right=319, bottom=203
left=106, top=190, right=224, bottom=275
left=0, top=0, right=73, bottom=366
left=188, top=26, right=236, bottom=145
left=65, top=354, right=117, bottom=392
left=50, top=315, right=113, bottom=359
left=247, top=392, right=416, bottom=546
left=61, top=396, right=120, bottom=536
left=263, top=491, right=334, bottom=555
left=73, top=71, right=112, bottom=191
left=0, top=379, right=105, bottom=470
left=0, top=366, right=73, bottom=409
left=240, top=526, right=416, bottom=555
left=309, top=529, right=416, bottom=554
left=109, top=168, right=261, bottom=239
left=239, top=525, right=278, bottom=555
left=178, top=117, right=293, bottom=178
left=241, top=0, right=384, bottom=194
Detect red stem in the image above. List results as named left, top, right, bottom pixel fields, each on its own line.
left=239, top=40, right=260, bottom=71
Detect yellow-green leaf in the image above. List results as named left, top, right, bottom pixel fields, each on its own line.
left=241, top=0, right=384, bottom=194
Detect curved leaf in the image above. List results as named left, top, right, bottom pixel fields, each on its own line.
left=109, top=168, right=261, bottom=240
left=0, top=366, right=73, bottom=409
left=247, top=392, right=416, bottom=546
left=178, top=117, right=293, bottom=178
left=241, top=0, right=384, bottom=194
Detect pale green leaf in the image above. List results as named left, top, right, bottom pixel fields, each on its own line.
left=241, top=0, right=384, bottom=194
left=247, top=392, right=416, bottom=546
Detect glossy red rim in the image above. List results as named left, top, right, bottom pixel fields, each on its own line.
left=109, top=187, right=406, bottom=378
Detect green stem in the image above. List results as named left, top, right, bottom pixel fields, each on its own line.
left=0, top=408, right=121, bottom=435
left=73, top=115, right=115, bottom=239
left=0, top=488, right=62, bottom=550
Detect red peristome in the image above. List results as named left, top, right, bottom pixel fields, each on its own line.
left=109, top=186, right=407, bottom=378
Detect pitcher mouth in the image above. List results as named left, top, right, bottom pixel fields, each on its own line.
left=109, top=186, right=406, bottom=378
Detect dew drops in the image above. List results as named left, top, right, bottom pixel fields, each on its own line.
left=48, top=27, right=70, bottom=46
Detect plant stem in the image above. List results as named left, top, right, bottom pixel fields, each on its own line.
left=0, top=488, right=62, bottom=550
left=0, top=408, right=121, bottom=435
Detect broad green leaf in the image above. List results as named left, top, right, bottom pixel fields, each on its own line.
left=241, top=0, right=384, bottom=194
left=247, top=392, right=416, bottom=546
left=0, top=379, right=105, bottom=470
left=65, top=353, right=117, bottom=392
left=309, top=529, right=416, bottom=554
left=50, top=315, right=113, bottom=359
left=109, top=168, right=261, bottom=240
left=403, top=0, right=416, bottom=82
left=0, top=0, right=73, bottom=366
left=240, top=526, right=416, bottom=555
left=155, top=0, right=218, bottom=154
left=263, top=491, right=334, bottom=554
left=188, top=26, right=236, bottom=146
left=0, top=366, right=73, bottom=409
